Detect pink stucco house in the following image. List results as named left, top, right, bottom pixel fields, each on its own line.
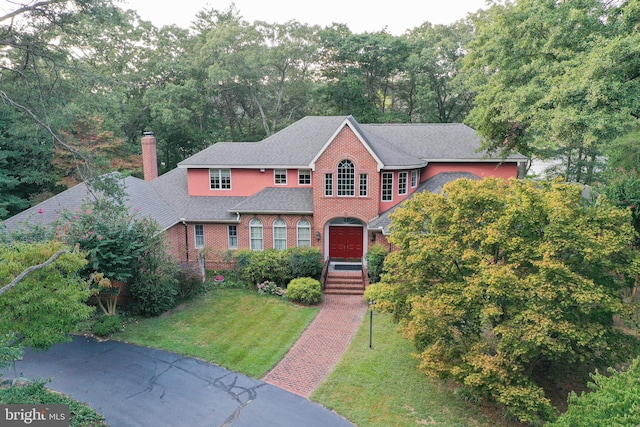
left=3, top=116, right=526, bottom=291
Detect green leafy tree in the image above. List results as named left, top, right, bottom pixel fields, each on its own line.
left=548, top=357, right=640, bottom=427
left=366, top=177, right=640, bottom=423
left=317, top=26, right=409, bottom=122
left=464, top=0, right=640, bottom=183
left=0, top=241, right=93, bottom=364
left=56, top=175, right=177, bottom=315
left=403, top=21, right=474, bottom=123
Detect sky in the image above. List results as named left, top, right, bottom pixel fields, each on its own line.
left=122, top=0, right=489, bottom=35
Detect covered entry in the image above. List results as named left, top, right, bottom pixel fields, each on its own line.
left=327, top=218, right=364, bottom=261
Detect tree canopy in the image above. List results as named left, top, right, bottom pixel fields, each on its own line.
left=366, top=177, right=640, bottom=423
left=0, top=240, right=93, bottom=351
left=464, top=0, right=640, bottom=183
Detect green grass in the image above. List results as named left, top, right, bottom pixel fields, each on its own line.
left=312, top=312, right=509, bottom=427
left=0, top=381, right=107, bottom=427
left=113, top=289, right=318, bottom=378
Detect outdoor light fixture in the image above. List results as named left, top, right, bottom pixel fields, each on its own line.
left=315, top=231, right=321, bottom=241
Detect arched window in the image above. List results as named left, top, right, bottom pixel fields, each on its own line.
left=337, top=159, right=355, bottom=196
left=297, top=220, right=311, bottom=247
left=249, top=218, right=263, bottom=251
left=273, top=219, right=287, bottom=250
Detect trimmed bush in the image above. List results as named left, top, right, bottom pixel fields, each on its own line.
left=235, top=249, right=293, bottom=287
left=366, top=244, right=388, bottom=283
left=92, top=315, right=122, bottom=337
left=286, top=277, right=322, bottom=305
left=289, top=247, right=323, bottom=279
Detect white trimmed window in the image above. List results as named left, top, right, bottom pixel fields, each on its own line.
left=411, top=170, right=419, bottom=188
left=194, top=224, right=204, bottom=248
left=359, top=173, right=368, bottom=197
left=324, top=173, right=333, bottom=196
left=210, top=168, right=231, bottom=189
left=274, top=169, right=287, bottom=185
left=228, top=225, right=238, bottom=249
left=398, top=172, right=408, bottom=195
left=337, top=159, right=355, bottom=196
left=382, top=172, right=393, bottom=201
left=250, top=219, right=263, bottom=251
left=273, top=219, right=287, bottom=250
left=297, top=220, right=311, bottom=247
left=298, top=170, right=311, bottom=185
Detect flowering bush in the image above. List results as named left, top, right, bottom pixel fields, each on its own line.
left=257, top=280, right=285, bottom=297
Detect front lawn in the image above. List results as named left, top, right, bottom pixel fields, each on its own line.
left=114, top=288, right=513, bottom=426
left=312, top=312, right=514, bottom=427
left=113, top=289, right=318, bottom=378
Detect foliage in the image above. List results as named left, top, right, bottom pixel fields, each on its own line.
left=257, top=280, right=285, bottom=297
left=367, top=177, right=640, bottom=423
left=0, top=241, right=93, bottom=350
left=548, top=358, right=640, bottom=427
left=365, top=244, right=388, bottom=284
left=0, top=381, right=108, bottom=427
left=234, top=249, right=293, bottom=287
left=126, top=227, right=180, bottom=317
left=57, top=176, right=179, bottom=316
left=0, top=333, right=23, bottom=372
left=177, top=269, right=208, bottom=299
left=286, top=277, right=323, bottom=305
left=92, top=315, right=123, bottom=337
left=464, top=0, right=640, bottom=184
left=599, top=130, right=640, bottom=244
left=289, top=247, right=323, bottom=279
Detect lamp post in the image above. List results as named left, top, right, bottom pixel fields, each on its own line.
left=368, top=299, right=375, bottom=349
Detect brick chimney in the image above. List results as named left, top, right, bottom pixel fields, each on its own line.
left=141, top=132, right=158, bottom=181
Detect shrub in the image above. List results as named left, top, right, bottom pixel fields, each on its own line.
left=549, top=358, right=640, bottom=426
left=177, top=269, right=206, bottom=299
left=365, top=244, right=388, bottom=283
left=92, top=315, right=122, bottom=337
left=289, top=247, right=323, bottom=279
left=286, top=277, right=322, bottom=305
left=257, top=280, right=285, bottom=297
left=235, top=249, right=292, bottom=287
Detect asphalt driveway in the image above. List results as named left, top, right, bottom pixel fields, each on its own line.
left=1, top=336, right=353, bottom=427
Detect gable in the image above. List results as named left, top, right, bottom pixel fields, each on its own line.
left=309, top=117, right=385, bottom=171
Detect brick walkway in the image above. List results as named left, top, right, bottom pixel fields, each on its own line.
left=262, top=294, right=368, bottom=398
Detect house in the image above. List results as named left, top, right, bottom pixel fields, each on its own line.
left=2, top=116, right=526, bottom=290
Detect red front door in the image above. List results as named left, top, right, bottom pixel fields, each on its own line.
left=329, top=226, right=364, bottom=260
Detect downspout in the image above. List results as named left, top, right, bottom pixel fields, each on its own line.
left=181, top=218, right=189, bottom=263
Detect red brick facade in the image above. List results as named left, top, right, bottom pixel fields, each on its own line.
left=168, top=120, right=521, bottom=270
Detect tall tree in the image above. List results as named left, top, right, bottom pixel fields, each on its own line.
left=463, top=0, right=640, bottom=183
left=403, top=21, right=474, bottom=123
left=317, top=26, right=410, bottom=122
left=366, top=177, right=640, bottom=423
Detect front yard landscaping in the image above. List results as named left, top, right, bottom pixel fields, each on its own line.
left=113, top=288, right=318, bottom=378
left=113, top=288, right=510, bottom=426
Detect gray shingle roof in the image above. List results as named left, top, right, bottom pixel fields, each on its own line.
left=179, top=116, right=526, bottom=170
left=368, top=172, right=480, bottom=234
left=178, top=116, right=348, bottom=168
left=230, top=188, right=313, bottom=214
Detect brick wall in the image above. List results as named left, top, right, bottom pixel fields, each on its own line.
left=312, top=125, right=380, bottom=256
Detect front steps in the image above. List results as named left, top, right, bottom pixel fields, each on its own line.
left=324, top=266, right=365, bottom=295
